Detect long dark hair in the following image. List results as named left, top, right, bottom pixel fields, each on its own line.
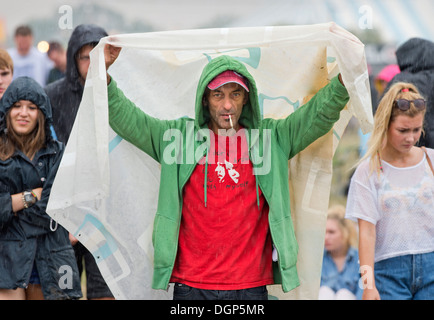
left=0, top=108, right=46, bottom=161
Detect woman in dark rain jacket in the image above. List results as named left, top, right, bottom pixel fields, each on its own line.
left=0, top=77, right=81, bottom=300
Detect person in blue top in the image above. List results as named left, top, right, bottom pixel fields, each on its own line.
left=319, top=205, right=362, bottom=300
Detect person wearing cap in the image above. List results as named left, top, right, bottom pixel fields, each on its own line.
left=104, top=45, right=349, bottom=300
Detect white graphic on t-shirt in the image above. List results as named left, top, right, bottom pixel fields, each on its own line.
left=215, top=162, right=226, bottom=182
left=215, top=160, right=240, bottom=183
left=226, top=160, right=240, bottom=183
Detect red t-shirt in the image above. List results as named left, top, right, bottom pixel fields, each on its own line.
left=170, top=129, right=273, bottom=290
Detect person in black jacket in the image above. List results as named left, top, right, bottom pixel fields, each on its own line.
left=45, top=24, right=114, bottom=300
left=384, top=38, right=434, bottom=148
left=0, top=77, right=82, bottom=300
left=45, top=24, right=108, bottom=144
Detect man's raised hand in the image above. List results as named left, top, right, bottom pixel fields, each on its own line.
left=104, top=44, right=122, bottom=84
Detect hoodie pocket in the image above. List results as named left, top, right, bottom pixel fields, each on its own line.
left=152, top=214, right=179, bottom=269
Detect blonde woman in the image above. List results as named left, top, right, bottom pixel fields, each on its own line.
left=319, top=205, right=361, bottom=300
left=346, top=82, right=434, bottom=300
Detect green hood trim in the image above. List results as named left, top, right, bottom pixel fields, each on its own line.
left=194, top=55, right=262, bottom=132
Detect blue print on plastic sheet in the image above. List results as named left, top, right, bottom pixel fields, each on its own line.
left=75, top=214, right=118, bottom=261
left=73, top=214, right=132, bottom=299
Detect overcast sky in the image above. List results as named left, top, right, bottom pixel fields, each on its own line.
left=2, top=0, right=433, bottom=47
left=1, top=0, right=268, bottom=34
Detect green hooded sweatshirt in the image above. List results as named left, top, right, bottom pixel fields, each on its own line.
left=107, top=55, right=349, bottom=292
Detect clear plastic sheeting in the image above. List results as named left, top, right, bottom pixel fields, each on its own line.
left=47, top=22, right=372, bottom=300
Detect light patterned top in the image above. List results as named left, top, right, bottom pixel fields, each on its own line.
left=346, top=148, right=434, bottom=262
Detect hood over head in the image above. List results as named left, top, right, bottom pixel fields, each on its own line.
left=195, top=55, right=261, bottom=131
left=0, top=76, right=52, bottom=122
left=0, top=76, right=53, bottom=139
left=194, top=55, right=263, bottom=209
left=396, top=37, right=434, bottom=73
left=66, top=24, right=108, bottom=90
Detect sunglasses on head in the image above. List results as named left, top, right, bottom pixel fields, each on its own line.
left=394, top=99, right=426, bottom=111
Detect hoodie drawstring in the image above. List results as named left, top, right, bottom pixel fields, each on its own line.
left=253, top=150, right=261, bottom=211
left=255, top=178, right=260, bottom=210
left=203, top=149, right=209, bottom=208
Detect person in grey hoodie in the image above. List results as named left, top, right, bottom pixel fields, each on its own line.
left=45, top=24, right=114, bottom=300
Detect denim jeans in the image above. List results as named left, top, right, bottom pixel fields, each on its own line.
left=173, top=283, right=268, bottom=300
left=375, top=251, right=434, bottom=300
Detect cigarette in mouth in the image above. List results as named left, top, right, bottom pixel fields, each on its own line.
left=229, top=115, right=233, bottom=129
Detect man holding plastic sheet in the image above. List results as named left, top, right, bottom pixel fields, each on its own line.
left=103, top=44, right=348, bottom=300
